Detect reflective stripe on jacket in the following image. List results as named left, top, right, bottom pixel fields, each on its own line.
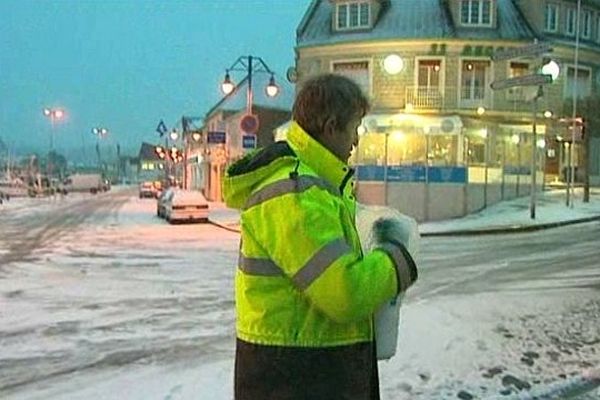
left=223, top=121, right=399, bottom=347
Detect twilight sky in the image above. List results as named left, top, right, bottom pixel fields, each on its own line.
left=0, top=0, right=310, bottom=156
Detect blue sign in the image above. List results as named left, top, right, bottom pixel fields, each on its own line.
left=242, top=135, right=257, bottom=149
left=355, top=165, right=467, bottom=183
left=387, top=166, right=426, bottom=182
left=207, top=131, right=226, bottom=144
left=427, top=167, right=467, bottom=183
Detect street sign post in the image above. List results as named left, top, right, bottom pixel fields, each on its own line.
left=491, top=43, right=553, bottom=61
left=490, top=74, right=553, bottom=90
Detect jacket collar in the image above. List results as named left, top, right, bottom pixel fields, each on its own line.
left=286, top=121, right=353, bottom=193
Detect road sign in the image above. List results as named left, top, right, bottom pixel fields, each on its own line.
left=242, top=135, right=257, bottom=149
left=240, top=114, right=259, bottom=135
left=491, top=43, right=553, bottom=61
left=156, top=120, right=168, bottom=137
left=490, top=74, right=553, bottom=90
left=207, top=131, right=226, bottom=144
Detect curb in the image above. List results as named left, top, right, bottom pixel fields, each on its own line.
left=208, top=215, right=600, bottom=237
left=421, top=215, right=600, bottom=237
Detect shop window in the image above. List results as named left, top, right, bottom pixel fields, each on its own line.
left=428, top=135, right=458, bottom=166
left=332, top=61, right=370, bottom=96
left=544, top=3, right=559, bottom=32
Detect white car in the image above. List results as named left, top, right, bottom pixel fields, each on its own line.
left=156, top=187, right=174, bottom=218
left=164, top=190, right=209, bottom=224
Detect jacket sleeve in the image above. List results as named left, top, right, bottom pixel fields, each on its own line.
left=244, top=184, right=400, bottom=324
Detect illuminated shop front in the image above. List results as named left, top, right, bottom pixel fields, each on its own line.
left=351, top=114, right=545, bottom=221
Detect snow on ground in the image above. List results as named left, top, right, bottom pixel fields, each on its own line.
left=1, top=187, right=599, bottom=399
left=420, top=188, right=600, bottom=233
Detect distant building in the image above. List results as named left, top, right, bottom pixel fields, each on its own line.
left=189, top=72, right=293, bottom=201
left=293, top=0, right=600, bottom=221
left=137, top=142, right=166, bottom=183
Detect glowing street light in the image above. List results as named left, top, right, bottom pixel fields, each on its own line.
left=220, top=55, right=279, bottom=116
left=170, top=129, right=179, bottom=141
left=383, top=54, right=404, bottom=75
left=541, top=60, right=560, bottom=81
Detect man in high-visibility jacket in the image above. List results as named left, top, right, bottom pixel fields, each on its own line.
left=223, top=74, right=418, bottom=400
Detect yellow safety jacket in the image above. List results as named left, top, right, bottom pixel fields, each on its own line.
left=223, top=121, right=402, bottom=347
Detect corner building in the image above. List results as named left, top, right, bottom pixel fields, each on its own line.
left=294, top=0, right=600, bottom=221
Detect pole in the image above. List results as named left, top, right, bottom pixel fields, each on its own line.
left=48, top=115, right=55, bottom=178
left=583, top=118, right=590, bottom=202
left=530, top=86, right=540, bottom=219
left=569, top=0, right=582, bottom=207
left=383, top=132, right=389, bottom=205
left=247, top=55, right=253, bottom=115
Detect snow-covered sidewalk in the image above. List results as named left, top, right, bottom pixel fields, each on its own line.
left=207, top=188, right=600, bottom=235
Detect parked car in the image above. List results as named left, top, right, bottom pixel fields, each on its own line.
left=64, top=173, right=105, bottom=194
left=156, top=187, right=174, bottom=218
left=164, top=190, right=209, bottom=223
left=139, top=181, right=156, bottom=198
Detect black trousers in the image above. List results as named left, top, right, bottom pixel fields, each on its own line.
left=234, top=339, right=380, bottom=400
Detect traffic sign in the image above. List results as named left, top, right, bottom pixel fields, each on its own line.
left=490, top=74, right=553, bottom=90
left=491, top=43, right=553, bottom=61
left=242, top=135, right=257, bottom=149
left=240, top=114, right=259, bottom=135
left=207, top=131, right=226, bottom=144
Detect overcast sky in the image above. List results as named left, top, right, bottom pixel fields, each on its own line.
left=0, top=0, right=309, bottom=155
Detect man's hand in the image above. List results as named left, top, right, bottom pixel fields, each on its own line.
left=372, top=216, right=419, bottom=293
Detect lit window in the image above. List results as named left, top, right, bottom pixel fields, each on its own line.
left=460, top=0, right=493, bottom=26
left=336, top=1, right=370, bottom=30
left=544, top=3, right=559, bottom=32
left=461, top=60, right=490, bottom=101
left=566, top=8, right=576, bottom=36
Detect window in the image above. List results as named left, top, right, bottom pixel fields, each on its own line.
left=566, top=7, right=576, bottom=36
left=461, top=60, right=489, bottom=101
left=460, top=0, right=493, bottom=26
left=565, top=66, right=592, bottom=98
left=415, top=60, right=443, bottom=107
left=336, top=2, right=370, bottom=30
left=333, top=61, right=370, bottom=95
left=507, top=62, right=529, bottom=100
left=597, top=15, right=600, bottom=42
left=581, top=10, right=592, bottom=39
left=544, top=3, right=559, bottom=32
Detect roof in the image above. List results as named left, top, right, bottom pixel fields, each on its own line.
left=297, top=0, right=536, bottom=48
left=138, top=142, right=162, bottom=161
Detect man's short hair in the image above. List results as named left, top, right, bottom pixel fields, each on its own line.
left=292, top=74, right=369, bottom=139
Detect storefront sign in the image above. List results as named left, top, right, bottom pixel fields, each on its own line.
left=356, top=166, right=467, bottom=183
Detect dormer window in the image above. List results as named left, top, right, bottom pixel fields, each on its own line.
left=336, top=1, right=371, bottom=30
left=460, top=0, right=493, bottom=27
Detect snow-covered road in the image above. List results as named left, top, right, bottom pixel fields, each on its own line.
left=0, top=189, right=598, bottom=399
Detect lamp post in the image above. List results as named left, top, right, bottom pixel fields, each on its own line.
left=92, top=127, right=109, bottom=173
left=220, top=55, right=279, bottom=121
left=43, top=108, right=65, bottom=178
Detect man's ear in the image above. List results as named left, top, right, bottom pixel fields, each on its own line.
left=323, top=116, right=337, bottom=138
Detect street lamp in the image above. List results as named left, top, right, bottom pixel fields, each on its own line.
left=220, top=55, right=279, bottom=116
left=170, top=129, right=179, bottom=141
left=92, top=127, right=109, bottom=172
left=42, top=107, right=65, bottom=179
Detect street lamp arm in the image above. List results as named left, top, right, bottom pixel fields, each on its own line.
left=226, top=55, right=273, bottom=75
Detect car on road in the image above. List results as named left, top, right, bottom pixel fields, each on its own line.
left=164, top=190, right=209, bottom=223
left=156, top=187, right=174, bottom=218
left=139, top=181, right=157, bottom=198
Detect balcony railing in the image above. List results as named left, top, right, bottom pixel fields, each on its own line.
left=404, top=86, right=532, bottom=113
